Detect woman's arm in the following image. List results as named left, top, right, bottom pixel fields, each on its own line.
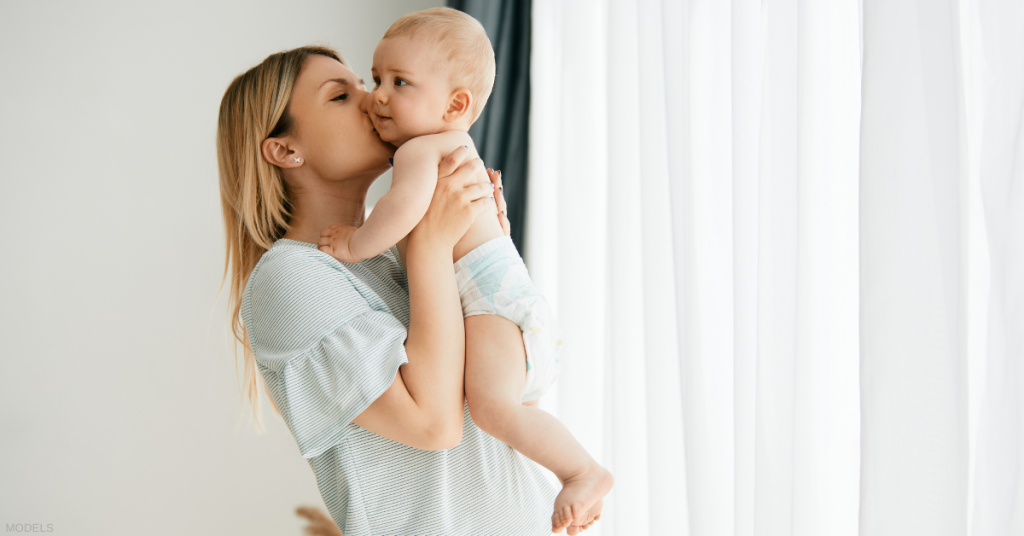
left=349, top=148, right=496, bottom=450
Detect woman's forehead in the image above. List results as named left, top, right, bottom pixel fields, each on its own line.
left=297, top=55, right=358, bottom=95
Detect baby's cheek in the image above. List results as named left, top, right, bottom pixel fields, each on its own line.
left=401, top=107, right=447, bottom=139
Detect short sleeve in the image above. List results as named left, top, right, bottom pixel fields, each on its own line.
left=242, top=246, right=410, bottom=458
left=261, top=310, right=409, bottom=458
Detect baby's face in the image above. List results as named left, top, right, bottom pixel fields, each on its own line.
left=369, top=35, right=453, bottom=146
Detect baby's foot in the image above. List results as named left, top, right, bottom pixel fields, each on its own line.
left=551, top=465, right=614, bottom=533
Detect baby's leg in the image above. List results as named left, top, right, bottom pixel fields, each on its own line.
left=465, top=315, right=614, bottom=533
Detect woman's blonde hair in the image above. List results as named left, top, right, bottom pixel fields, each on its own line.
left=217, top=45, right=343, bottom=431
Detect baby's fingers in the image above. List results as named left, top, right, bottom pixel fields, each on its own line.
left=317, top=226, right=338, bottom=253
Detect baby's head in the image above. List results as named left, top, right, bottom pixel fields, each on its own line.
left=369, top=7, right=495, bottom=146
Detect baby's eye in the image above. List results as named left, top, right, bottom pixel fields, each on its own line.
left=331, top=93, right=348, bottom=102
left=395, top=78, right=408, bottom=87
left=372, top=77, right=381, bottom=88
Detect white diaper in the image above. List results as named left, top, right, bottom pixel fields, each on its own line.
left=454, top=236, right=562, bottom=403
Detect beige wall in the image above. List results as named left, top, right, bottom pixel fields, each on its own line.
left=0, top=1, right=441, bottom=534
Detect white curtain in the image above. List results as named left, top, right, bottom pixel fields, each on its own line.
left=525, top=1, right=1023, bottom=535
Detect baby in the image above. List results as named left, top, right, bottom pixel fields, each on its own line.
left=318, top=8, right=613, bottom=533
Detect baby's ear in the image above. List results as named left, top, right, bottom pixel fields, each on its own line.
left=444, top=88, right=473, bottom=124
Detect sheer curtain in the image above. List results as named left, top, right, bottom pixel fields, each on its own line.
left=525, top=1, right=1022, bottom=535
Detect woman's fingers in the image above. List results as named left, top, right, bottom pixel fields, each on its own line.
left=488, top=168, right=510, bottom=236
left=467, top=180, right=498, bottom=220
left=416, top=158, right=495, bottom=248
left=462, top=180, right=495, bottom=203
left=438, top=145, right=472, bottom=178
left=470, top=197, right=498, bottom=221
left=489, top=167, right=504, bottom=192
left=443, top=157, right=487, bottom=190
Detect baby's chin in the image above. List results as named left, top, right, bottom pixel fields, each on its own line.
left=374, top=124, right=411, bottom=147
left=375, top=118, right=451, bottom=147
left=381, top=132, right=414, bottom=147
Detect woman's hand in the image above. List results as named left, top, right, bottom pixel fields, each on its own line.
left=410, top=146, right=496, bottom=249
left=295, top=506, right=343, bottom=536
left=487, top=168, right=511, bottom=236
left=360, top=145, right=491, bottom=451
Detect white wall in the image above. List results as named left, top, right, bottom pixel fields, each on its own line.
left=0, top=1, right=440, bottom=534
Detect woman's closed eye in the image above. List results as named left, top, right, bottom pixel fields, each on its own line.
left=331, top=93, right=349, bottom=102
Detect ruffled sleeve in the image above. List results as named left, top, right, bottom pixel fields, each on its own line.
left=241, top=245, right=409, bottom=458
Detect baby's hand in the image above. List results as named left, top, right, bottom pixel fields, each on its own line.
left=318, top=224, right=363, bottom=263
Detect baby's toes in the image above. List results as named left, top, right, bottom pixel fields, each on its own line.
left=552, top=506, right=574, bottom=533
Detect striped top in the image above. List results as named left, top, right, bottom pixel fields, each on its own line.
left=241, top=239, right=557, bottom=536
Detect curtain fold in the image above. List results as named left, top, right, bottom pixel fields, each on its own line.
left=527, top=0, right=1019, bottom=534
left=965, top=1, right=1024, bottom=534
left=859, top=1, right=969, bottom=534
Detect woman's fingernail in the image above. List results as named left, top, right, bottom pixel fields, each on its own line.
left=389, top=158, right=394, bottom=165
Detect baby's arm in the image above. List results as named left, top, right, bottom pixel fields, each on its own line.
left=320, top=131, right=478, bottom=263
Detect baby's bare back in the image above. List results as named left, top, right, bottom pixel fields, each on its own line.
left=394, top=130, right=502, bottom=262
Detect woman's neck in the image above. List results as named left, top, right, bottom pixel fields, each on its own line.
left=283, top=172, right=377, bottom=245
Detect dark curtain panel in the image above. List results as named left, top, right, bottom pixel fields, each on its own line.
left=448, top=0, right=531, bottom=250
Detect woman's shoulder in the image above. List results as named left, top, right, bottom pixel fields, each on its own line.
left=247, top=239, right=402, bottom=286
left=244, top=239, right=362, bottom=310
left=241, top=239, right=395, bottom=359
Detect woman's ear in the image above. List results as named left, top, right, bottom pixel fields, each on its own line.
left=443, top=88, right=474, bottom=124
left=261, top=137, right=303, bottom=168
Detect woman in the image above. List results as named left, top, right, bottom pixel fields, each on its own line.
left=218, top=46, right=595, bottom=535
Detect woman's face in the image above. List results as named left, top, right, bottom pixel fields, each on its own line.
left=287, top=54, right=396, bottom=182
